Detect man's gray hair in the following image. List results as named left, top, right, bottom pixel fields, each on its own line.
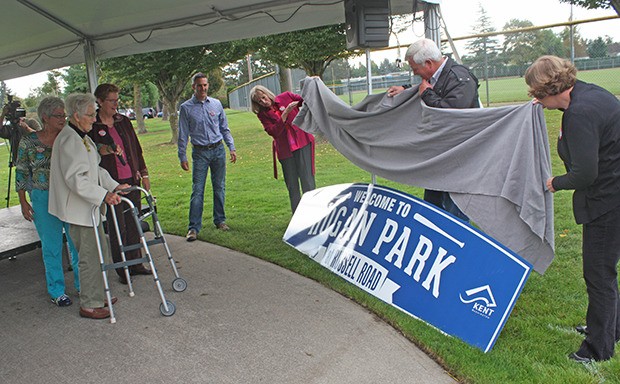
left=404, top=38, right=442, bottom=64
left=65, top=93, right=96, bottom=119
left=37, top=96, right=65, bottom=123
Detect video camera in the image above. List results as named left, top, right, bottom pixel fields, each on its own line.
left=1, top=94, right=26, bottom=141
left=3, top=94, right=26, bottom=126
left=1, top=93, right=27, bottom=164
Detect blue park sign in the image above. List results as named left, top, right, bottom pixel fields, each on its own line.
left=283, top=183, right=532, bottom=352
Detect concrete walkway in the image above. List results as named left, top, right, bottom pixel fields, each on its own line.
left=0, top=234, right=457, bottom=384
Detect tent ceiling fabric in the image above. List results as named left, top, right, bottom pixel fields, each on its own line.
left=1, top=0, right=415, bottom=81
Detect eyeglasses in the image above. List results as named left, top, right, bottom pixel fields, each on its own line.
left=50, top=114, right=67, bottom=119
left=85, top=113, right=97, bottom=118
left=105, top=98, right=119, bottom=104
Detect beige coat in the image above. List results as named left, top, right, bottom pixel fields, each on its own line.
left=49, top=124, right=119, bottom=227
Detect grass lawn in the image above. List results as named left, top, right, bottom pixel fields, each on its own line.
left=2, top=103, right=619, bottom=382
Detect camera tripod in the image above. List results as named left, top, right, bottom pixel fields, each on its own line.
left=2, top=123, right=21, bottom=208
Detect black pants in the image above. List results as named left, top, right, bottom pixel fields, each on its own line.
left=280, top=144, right=315, bottom=214
left=423, top=189, right=469, bottom=221
left=577, top=204, right=620, bottom=361
left=106, top=180, right=142, bottom=277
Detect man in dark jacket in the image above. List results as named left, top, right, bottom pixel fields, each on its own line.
left=387, top=38, right=480, bottom=220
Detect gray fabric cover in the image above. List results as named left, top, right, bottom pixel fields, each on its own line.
left=293, top=77, right=554, bottom=274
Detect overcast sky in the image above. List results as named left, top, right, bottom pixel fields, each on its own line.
left=5, top=0, right=619, bottom=98
left=441, top=0, right=618, bottom=41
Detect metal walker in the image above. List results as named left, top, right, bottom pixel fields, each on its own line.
left=91, top=186, right=187, bottom=323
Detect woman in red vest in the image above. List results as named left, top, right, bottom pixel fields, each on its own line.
left=250, top=85, right=315, bottom=213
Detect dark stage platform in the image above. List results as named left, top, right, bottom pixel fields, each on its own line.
left=0, top=206, right=41, bottom=260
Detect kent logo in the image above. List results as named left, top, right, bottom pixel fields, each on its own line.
left=460, top=285, right=497, bottom=319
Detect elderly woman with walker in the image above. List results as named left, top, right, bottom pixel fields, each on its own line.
left=48, top=93, right=129, bottom=320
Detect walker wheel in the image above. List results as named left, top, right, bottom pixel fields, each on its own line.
left=160, top=300, right=176, bottom=316
left=172, top=278, right=187, bottom=292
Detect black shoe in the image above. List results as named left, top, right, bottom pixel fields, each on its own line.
left=575, top=325, right=588, bottom=335
left=118, top=275, right=128, bottom=285
left=130, top=266, right=152, bottom=275
left=568, top=352, right=593, bottom=363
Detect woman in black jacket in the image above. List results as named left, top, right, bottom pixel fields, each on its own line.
left=525, top=55, right=620, bottom=363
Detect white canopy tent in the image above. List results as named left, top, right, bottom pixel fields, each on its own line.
left=1, top=0, right=417, bottom=87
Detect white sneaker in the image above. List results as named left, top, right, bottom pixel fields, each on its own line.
left=51, top=294, right=72, bottom=307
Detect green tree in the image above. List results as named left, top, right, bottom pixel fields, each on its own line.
left=207, top=68, right=227, bottom=105
left=587, top=36, right=609, bottom=57
left=23, top=93, right=40, bottom=112
left=40, top=70, right=62, bottom=96
left=22, top=70, right=65, bottom=111
left=62, top=65, right=89, bottom=95
left=223, top=51, right=275, bottom=88
left=255, top=24, right=355, bottom=78
left=377, top=58, right=401, bottom=75
left=323, top=59, right=352, bottom=84
left=100, top=54, right=159, bottom=133
left=369, top=60, right=381, bottom=76
left=465, top=4, right=501, bottom=71
left=558, top=0, right=616, bottom=9
left=501, top=19, right=540, bottom=65
left=502, top=22, right=566, bottom=65
left=559, top=26, right=589, bottom=58
left=102, top=43, right=247, bottom=144
left=349, top=62, right=367, bottom=78
left=141, top=83, right=160, bottom=111
left=537, top=29, right=565, bottom=57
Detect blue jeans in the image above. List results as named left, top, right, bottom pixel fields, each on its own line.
left=189, top=144, right=227, bottom=232
left=30, top=189, right=80, bottom=298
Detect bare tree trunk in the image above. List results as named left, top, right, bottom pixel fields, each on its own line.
left=163, top=97, right=179, bottom=144
left=133, top=83, right=147, bottom=134
left=278, top=66, right=293, bottom=93
left=154, top=75, right=187, bottom=144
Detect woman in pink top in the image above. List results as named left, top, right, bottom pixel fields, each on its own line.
left=87, top=83, right=151, bottom=284
left=250, top=85, right=315, bottom=213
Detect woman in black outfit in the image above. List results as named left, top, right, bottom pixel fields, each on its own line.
left=525, top=55, right=620, bottom=362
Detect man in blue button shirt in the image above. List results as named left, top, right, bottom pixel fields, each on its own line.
left=178, top=72, right=237, bottom=242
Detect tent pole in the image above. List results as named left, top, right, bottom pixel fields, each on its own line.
left=83, top=40, right=98, bottom=93
left=365, top=49, right=373, bottom=95
left=365, top=48, right=376, bottom=185
left=423, top=3, right=441, bottom=46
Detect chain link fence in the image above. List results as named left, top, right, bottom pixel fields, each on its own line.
left=228, top=20, right=619, bottom=110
